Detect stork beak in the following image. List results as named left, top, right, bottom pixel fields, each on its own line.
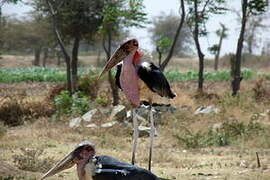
left=41, top=150, right=76, bottom=179
left=41, top=141, right=95, bottom=179
left=98, top=39, right=139, bottom=80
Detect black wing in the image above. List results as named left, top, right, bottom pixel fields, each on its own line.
left=93, top=155, right=159, bottom=180
left=137, top=62, right=175, bottom=99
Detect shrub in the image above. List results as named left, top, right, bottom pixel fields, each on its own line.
left=175, top=120, right=265, bottom=148
left=95, top=96, right=108, bottom=106
left=78, top=71, right=100, bottom=99
left=13, top=148, right=55, bottom=173
left=54, top=90, right=73, bottom=115
left=253, top=78, right=270, bottom=104
left=54, top=90, right=91, bottom=116
left=0, top=95, right=54, bottom=126
left=0, top=96, right=24, bottom=126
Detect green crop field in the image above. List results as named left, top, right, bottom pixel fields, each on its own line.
left=0, top=67, right=266, bottom=83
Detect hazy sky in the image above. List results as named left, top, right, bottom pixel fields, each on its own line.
left=2, top=0, right=269, bottom=58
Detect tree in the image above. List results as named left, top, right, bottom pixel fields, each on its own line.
left=1, top=16, right=54, bottom=62
left=0, top=0, right=22, bottom=57
left=150, top=0, right=187, bottom=71
left=186, top=0, right=227, bottom=91
left=150, top=11, right=192, bottom=63
left=155, top=37, right=172, bottom=67
left=232, top=0, right=268, bottom=96
left=99, top=0, right=147, bottom=105
left=35, top=0, right=104, bottom=94
left=208, top=23, right=228, bottom=71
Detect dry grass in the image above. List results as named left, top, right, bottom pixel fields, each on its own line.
left=1, top=55, right=270, bottom=179
left=1, top=78, right=270, bottom=179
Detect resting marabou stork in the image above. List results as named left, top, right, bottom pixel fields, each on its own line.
left=41, top=141, right=162, bottom=180
left=98, top=39, right=175, bottom=171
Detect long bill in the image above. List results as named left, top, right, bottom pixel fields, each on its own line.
left=41, top=150, right=76, bottom=179
left=97, top=39, right=138, bottom=80
left=41, top=141, right=94, bottom=179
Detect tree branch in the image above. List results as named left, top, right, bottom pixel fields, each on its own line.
left=160, top=0, right=185, bottom=71
left=201, top=0, right=211, bottom=15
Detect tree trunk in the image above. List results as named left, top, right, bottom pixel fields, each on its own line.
left=42, top=47, right=48, bottom=67
left=71, top=35, right=80, bottom=91
left=193, top=0, right=205, bottom=91
left=0, top=7, right=3, bottom=58
left=45, top=0, right=73, bottom=95
left=232, top=0, right=248, bottom=96
left=33, top=46, right=41, bottom=66
left=56, top=50, right=61, bottom=66
left=160, top=0, right=185, bottom=71
left=103, top=30, right=119, bottom=105
left=106, top=29, right=119, bottom=105
left=214, top=25, right=225, bottom=71
left=156, top=47, right=162, bottom=67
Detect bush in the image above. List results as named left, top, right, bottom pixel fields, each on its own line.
left=13, top=148, right=55, bottom=173
left=54, top=90, right=91, bottom=116
left=0, top=96, right=24, bottom=126
left=175, top=120, right=265, bottom=148
left=253, top=78, right=270, bottom=104
left=0, top=95, right=54, bottom=126
left=78, top=70, right=100, bottom=99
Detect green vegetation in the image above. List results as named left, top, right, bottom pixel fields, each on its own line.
left=175, top=120, right=266, bottom=149
left=54, top=90, right=91, bottom=117
left=0, top=67, right=90, bottom=83
left=0, top=67, right=265, bottom=83
left=164, top=68, right=256, bottom=82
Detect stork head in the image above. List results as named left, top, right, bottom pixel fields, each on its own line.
left=98, top=39, right=141, bottom=79
left=41, top=141, right=95, bottom=180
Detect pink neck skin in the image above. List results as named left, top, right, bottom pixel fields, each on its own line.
left=76, top=148, right=95, bottom=180
left=120, top=50, right=140, bottom=107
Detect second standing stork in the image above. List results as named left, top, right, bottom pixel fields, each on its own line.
left=98, top=39, right=176, bottom=171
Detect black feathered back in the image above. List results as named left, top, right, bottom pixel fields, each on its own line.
left=115, top=62, right=175, bottom=99
left=137, top=62, right=175, bottom=99
left=93, top=155, right=160, bottom=180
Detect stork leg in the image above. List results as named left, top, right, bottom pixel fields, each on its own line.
left=131, top=109, right=139, bottom=165
left=148, top=102, right=154, bottom=171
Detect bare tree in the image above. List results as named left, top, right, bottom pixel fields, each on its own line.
left=232, top=0, right=268, bottom=96
left=209, top=23, right=228, bottom=71
left=187, top=0, right=227, bottom=91
left=159, top=0, right=186, bottom=71
left=45, top=0, right=73, bottom=94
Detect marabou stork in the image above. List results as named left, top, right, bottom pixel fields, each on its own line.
left=98, top=39, right=175, bottom=171
left=41, top=141, right=161, bottom=180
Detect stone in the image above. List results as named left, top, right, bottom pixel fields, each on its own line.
left=86, top=123, right=98, bottom=128
left=154, top=105, right=176, bottom=112
left=69, top=117, right=82, bottom=128
left=82, top=109, right=102, bottom=122
left=212, top=122, right=223, bottom=132
left=101, top=121, right=118, bottom=128
left=194, top=105, right=220, bottom=115
left=137, top=125, right=158, bottom=137
left=240, top=160, right=248, bottom=168
left=126, top=110, right=132, bottom=121
left=110, top=105, right=126, bottom=122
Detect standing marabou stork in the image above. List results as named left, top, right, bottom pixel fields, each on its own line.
left=41, top=141, right=162, bottom=180
left=98, top=39, right=176, bottom=171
